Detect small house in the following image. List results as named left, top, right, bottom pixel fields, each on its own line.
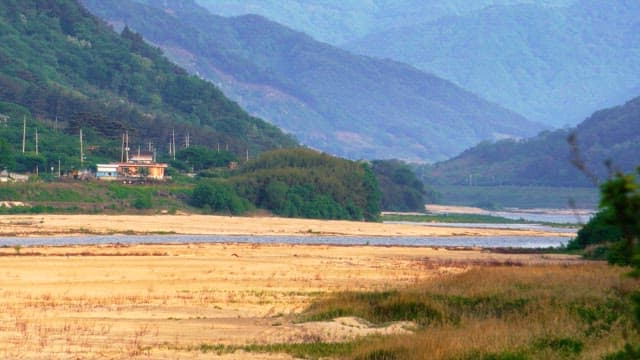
left=96, top=151, right=168, bottom=181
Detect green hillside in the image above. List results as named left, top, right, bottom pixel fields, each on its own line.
left=422, top=96, right=640, bottom=187
left=348, top=0, right=640, bottom=127
left=0, top=0, right=296, bottom=173
left=81, top=0, right=542, bottom=162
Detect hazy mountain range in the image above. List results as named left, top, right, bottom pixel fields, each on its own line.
left=81, top=0, right=542, bottom=162
left=196, top=0, right=577, bottom=45
left=199, top=0, right=640, bottom=128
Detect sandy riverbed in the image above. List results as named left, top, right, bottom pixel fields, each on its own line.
left=0, top=214, right=572, bottom=238
left=0, top=242, right=580, bottom=359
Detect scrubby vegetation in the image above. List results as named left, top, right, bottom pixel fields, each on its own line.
left=187, top=263, right=636, bottom=360
left=294, top=264, right=637, bottom=359
left=567, top=168, right=639, bottom=265
left=371, top=160, right=437, bottom=212
left=228, top=149, right=381, bottom=221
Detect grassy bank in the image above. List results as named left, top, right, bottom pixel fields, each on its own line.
left=207, top=263, right=637, bottom=359
left=433, top=185, right=599, bottom=209
left=383, top=213, right=529, bottom=224
left=0, top=181, right=194, bottom=214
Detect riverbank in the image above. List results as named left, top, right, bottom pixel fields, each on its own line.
left=0, top=214, right=573, bottom=238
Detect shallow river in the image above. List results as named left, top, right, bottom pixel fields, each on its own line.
left=0, top=234, right=570, bottom=249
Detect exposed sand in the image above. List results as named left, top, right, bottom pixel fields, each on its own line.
left=0, top=243, right=580, bottom=359
left=0, top=214, right=573, bottom=238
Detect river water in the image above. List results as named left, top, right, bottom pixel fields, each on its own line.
left=0, top=234, right=570, bottom=249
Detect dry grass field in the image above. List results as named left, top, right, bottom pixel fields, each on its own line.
left=0, top=242, right=590, bottom=359
left=0, top=214, right=572, bottom=237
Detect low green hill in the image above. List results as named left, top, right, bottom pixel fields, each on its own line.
left=227, top=148, right=380, bottom=221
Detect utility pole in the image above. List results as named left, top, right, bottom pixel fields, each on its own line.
left=79, top=128, right=84, bottom=167
left=246, top=149, right=249, bottom=162
left=35, top=128, right=38, bottom=155
left=125, top=131, right=130, bottom=162
left=121, top=133, right=125, bottom=163
left=58, top=159, right=61, bottom=177
left=171, top=128, right=176, bottom=160
left=22, top=115, right=26, bottom=153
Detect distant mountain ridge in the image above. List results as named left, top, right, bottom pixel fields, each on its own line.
left=195, top=0, right=576, bottom=45
left=199, top=0, right=640, bottom=128
left=347, top=0, right=640, bottom=127
left=423, top=96, right=640, bottom=187
left=81, top=0, right=543, bottom=162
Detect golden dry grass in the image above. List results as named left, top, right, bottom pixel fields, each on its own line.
left=0, top=214, right=572, bottom=237
left=0, top=242, right=583, bottom=359
left=316, top=264, right=638, bottom=360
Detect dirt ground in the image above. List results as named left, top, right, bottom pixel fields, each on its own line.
left=0, top=241, right=581, bottom=359
left=0, top=214, right=572, bottom=238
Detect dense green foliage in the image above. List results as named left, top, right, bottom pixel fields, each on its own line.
left=567, top=208, right=622, bottom=252
left=191, top=181, right=251, bottom=215
left=0, top=0, right=295, bottom=172
left=0, top=102, right=111, bottom=173
left=371, top=160, right=435, bottom=212
left=347, top=0, right=640, bottom=127
left=81, top=0, right=542, bottom=162
left=423, top=96, right=640, bottom=187
left=597, top=170, right=640, bottom=269
left=172, top=146, right=237, bottom=173
left=228, top=149, right=381, bottom=220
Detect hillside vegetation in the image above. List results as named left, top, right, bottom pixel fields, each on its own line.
left=226, top=149, right=380, bottom=220
left=81, top=0, right=542, bottom=162
left=348, top=0, right=640, bottom=126
left=422, top=96, right=640, bottom=187
left=0, top=0, right=295, bottom=174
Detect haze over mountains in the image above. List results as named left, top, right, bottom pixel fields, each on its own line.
left=82, top=0, right=542, bottom=162
left=197, top=0, right=576, bottom=45
left=200, top=0, right=640, bottom=128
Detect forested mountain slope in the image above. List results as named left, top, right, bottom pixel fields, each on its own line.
left=81, top=0, right=542, bottom=162
left=348, top=0, right=640, bottom=127
left=0, top=0, right=295, bottom=170
left=423, top=96, right=640, bottom=187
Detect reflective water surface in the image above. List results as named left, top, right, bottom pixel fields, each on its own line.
left=0, top=234, right=569, bottom=249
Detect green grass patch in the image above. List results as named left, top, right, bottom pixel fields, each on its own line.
left=195, top=341, right=357, bottom=358
left=382, top=213, right=526, bottom=224
left=432, top=185, right=598, bottom=209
